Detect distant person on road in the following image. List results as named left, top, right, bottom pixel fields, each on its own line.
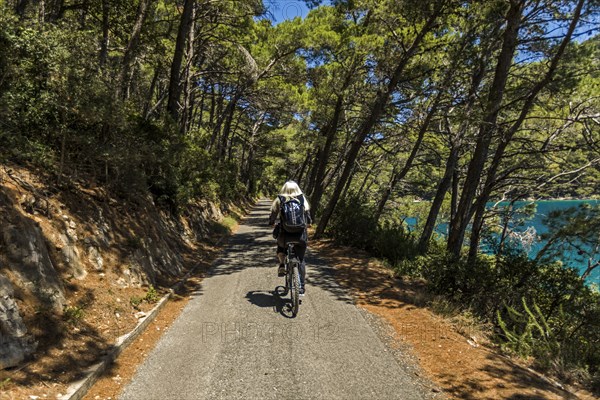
left=268, top=181, right=312, bottom=295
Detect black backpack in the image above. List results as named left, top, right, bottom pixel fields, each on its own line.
left=278, top=195, right=306, bottom=233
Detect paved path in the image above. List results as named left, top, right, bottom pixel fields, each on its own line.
left=119, top=200, right=432, bottom=400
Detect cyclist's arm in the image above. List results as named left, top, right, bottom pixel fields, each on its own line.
left=268, top=197, right=280, bottom=226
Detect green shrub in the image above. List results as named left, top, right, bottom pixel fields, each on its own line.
left=130, top=296, right=143, bottom=308
left=63, top=305, right=85, bottom=325
left=144, top=285, right=159, bottom=303
left=372, top=221, right=417, bottom=265
left=327, top=194, right=377, bottom=250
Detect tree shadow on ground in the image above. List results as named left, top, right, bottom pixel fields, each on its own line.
left=308, top=241, right=431, bottom=310
left=435, top=350, right=577, bottom=400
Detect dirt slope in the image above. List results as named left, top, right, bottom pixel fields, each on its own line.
left=0, top=164, right=233, bottom=399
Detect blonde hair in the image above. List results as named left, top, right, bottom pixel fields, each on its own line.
left=280, top=181, right=302, bottom=197
left=276, top=181, right=310, bottom=211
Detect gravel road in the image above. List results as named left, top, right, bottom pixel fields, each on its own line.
left=118, top=200, right=434, bottom=400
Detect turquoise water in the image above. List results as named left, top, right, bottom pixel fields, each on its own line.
left=406, top=200, right=600, bottom=285
left=493, top=200, right=600, bottom=285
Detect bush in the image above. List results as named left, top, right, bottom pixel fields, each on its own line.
left=373, top=221, right=418, bottom=265
left=327, top=194, right=378, bottom=250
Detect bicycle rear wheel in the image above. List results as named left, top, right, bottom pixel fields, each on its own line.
left=290, top=262, right=300, bottom=317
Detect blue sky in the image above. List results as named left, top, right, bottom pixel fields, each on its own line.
left=263, top=0, right=313, bottom=23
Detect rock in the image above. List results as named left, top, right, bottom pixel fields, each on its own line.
left=58, top=233, right=86, bottom=279
left=0, top=274, right=37, bottom=369
left=20, top=194, right=36, bottom=214
left=87, top=246, right=104, bottom=271
left=115, top=277, right=129, bottom=288
left=65, top=228, right=78, bottom=241
left=135, top=311, right=147, bottom=319
left=1, top=217, right=65, bottom=310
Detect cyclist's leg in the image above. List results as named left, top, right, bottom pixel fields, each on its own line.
left=293, top=243, right=307, bottom=292
left=277, top=245, right=285, bottom=263
left=276, top=231, right=286, bottom=276
left=276, top=245, right=286, bottom=275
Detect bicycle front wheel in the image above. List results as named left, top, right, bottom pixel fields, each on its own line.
left=290, top=262, right=300, bottom=317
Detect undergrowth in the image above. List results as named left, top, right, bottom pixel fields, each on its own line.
left=326, top=195, right=600, bottom=392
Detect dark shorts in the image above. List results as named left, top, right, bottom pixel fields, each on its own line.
left=276, top=229, right=307, bottom=261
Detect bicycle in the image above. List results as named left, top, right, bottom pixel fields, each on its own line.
left=281, top=242, right=302, bottom=317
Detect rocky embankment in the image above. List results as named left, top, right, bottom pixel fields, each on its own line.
left=0, top=165, right=225, bottom=370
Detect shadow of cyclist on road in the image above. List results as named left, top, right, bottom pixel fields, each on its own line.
left=245, top=290, right=298, bottom=319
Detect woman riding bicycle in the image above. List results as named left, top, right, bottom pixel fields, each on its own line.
left=268, top=181, right=312, bottom=295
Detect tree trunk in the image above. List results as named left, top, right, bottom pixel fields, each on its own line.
left=59, top=127, right=67, bottom=182
left=465, top=0, right=585, bottom=262
left=167, top=0, right=195, bottom=122
left=243, top=112, right=266, bottom=192
left=218, top=97, right=238, bottom=161
left=305, top=149, right=319, bottom=197
left=307, top=69, right=353, bottom=199
left=196, top=82, right=206, bottom=126
left=341, top=162, right=358, bottom=201
left=99, top=0, right=110, bottom=68
left=357, top=155, right=383, bottom=198
left=295, top=152, right=311, bottom=186
left=208, top=83, right=216, bottom=136
left=38, top=0, right=45, bottom=24
left=314, top=2, right=447, bottom=238
left=143, top=64, right=161, bottom=119
left=78, top=0, right=89, bottom=29
left=16, top=0, right=29, bottom=17
left=373, top=96, right=439, bottom=223
left=418, top=45, right=489, bottom=251
left=207, top=84, right=224, bottom=150
left=227, top=114, right=242, bottom=164
left=309, top=95, right=344, bottom=216
left=451, top=170, right=459, bottom=222
left=181, top=4, right=196, bottom=135
left=211, top=51, right=285, bottom=149
left=116, top=0, right=152, bottom=100
left=446, top=0, right=524, bottom=258
left=418, top=144, right=459, bottom=251
left=52, top=0, right=64, bottom=21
